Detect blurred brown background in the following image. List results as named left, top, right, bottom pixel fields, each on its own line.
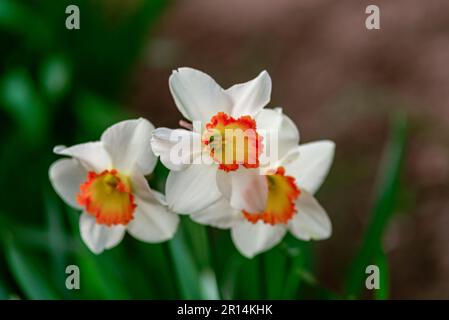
left=125, top=0, right=449, bottom=298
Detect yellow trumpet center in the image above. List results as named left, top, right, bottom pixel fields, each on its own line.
left=202, top=112, right=263, bottom=172
left=243, top=167, right=300, bottom=225
left=77, top=169, right=136, bottom=226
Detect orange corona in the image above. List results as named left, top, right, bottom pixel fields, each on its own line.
left=77, top=169, right=136, bottom=226
left=203, top=112, right=263, bottom=172
left=243, top=167, right=300, bottom=225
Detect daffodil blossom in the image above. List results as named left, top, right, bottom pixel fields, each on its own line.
left=151, top=67, right=279, bottom=214
left=190, top=116, right=335, bottom=258
left=49, top=118, right=179, bottom=254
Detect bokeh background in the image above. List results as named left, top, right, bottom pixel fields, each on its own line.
left=1, top=0, right=448, bottom=299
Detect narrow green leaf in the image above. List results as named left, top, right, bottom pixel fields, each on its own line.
left=264, top=248, right=287, bottom=299
left=4, top=236, right=59, bottom=299
left=44, top=190, right=69, bottom=296
left=182, top=220, right=220, bottom=298
left=345, top=114, right=407, bottom=298
left=74, top=245, right=131, bottom=299
left=220, top=253, right=243, bottom=299
left=168, top=225, right=202, bottom=299
left=236, top=256, right=262, bottom=299
left=374, top=249, right=390, bottom=300
left=134, top=242, right=175, bottom=299
left=282, top=240, right=314, bottom=299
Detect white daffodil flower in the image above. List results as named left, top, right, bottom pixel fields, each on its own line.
left=49, top=118, right=179, bottom=254
left=151, top=67, right=279, bottom=215
left=190, top=115, right=335, bottom=258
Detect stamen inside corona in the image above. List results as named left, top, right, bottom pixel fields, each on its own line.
left=243, top=167, right=300, bottom=225
left=77, top=169, right=136, bottom=226
left=203, top=112, right=263, bottom=172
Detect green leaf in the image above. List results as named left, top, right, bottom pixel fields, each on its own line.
left=264, top=248, right=287, bottom=299
left=64, top=208, right=131, bottom=299
left=44, top=190, right=69, bottom=296
left=220, top=253, right=243, bottom=299
left=167, top=224, right=202, bottom=299
left=134, top=242, right=175, bottom=299
left=74, top=245, right=131, bottom=299
left=374, top=249, right=390, bottom=300
left=0, top=278, right=8, bottom=299
left=282, top=240, right=314, bottom=299
left=182, top=220, right=220, bottom=299
left=234, top=256, right=262, bottom=299
left=345, top=114, right=407, bottom=298
left=4, top=236, right=59, bottom=299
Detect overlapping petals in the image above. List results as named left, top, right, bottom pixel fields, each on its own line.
left=49, top=118, right=179, bottom=254
left=152, top=68, right=274, bottom=215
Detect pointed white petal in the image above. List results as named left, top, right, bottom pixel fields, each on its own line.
left=284, top=140, right=335, bottom=194
left=169, top=67, right=232, bottom=123
left=165, top=164, right=221, bottom=214
left=127, top=193, right=179, bottom=243
left=101, top=118, right=157, bottom=175
left=226, top=70, right=271, bottom=117
left=278, top=113, right=300, bottom=159
left=129, top=172, right=166, bottom=204
left=256, top=108, right=300, bottom=166
left=231, top=220, right=286, bottom=258
left=79, top=213, right=126, bottom=254
left=54, top=142, right=111, bottom=172
left=49, top=159, right=86, bottom=209
left=288, top=191, right=331, bottom=241
left=255, top=108, right=283, bottom=132
left=217, top=169, right=268, bottom=213
left=151, top=127, right=202, bottom=171
left=191, top=198, right=239, bottom=229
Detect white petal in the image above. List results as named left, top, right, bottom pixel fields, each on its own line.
left=226, top=70, right=271, bottom=117
left=49, top=159, right=86, bottom=209
left=129, top=172, right=166, bottom=204
left=169, top=67, right=232, bottom=123
left=255, top=108, right=283, bottom=132
left=284, top=140, right=335, bottom=194
left=288, top=190, right=331, bottom=241
left=101, top=118, right=157, bottom=175
left=151, top=127, right=202, bottom=171
left=165, top=164, right=221, bottom=214
left=231, top=220, right=286, bottom=258
left=278, top=113, right=300, bottom=159
left=217, top=169, right=268, bottom=213
left=256, top=108, right=300, bottom=166
left=54, top=142, right=111, bottom=172
left=79, top=213, right=126, bottom=254
left=191, top=198, right=239, bottom=229
left=127, top=193, right=179, bottom=243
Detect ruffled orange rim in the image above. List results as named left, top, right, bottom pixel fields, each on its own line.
left=243, top=167, right=300, bottom=225
left=203, top=112, right=263, bottom=172
left=77, top=169, right=136, bottom=226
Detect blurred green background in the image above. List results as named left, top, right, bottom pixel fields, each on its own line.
left=0, top=0, right=448, bottom=299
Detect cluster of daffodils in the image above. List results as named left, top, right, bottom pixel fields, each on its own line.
left=49, top=67, right=335, bottom=258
